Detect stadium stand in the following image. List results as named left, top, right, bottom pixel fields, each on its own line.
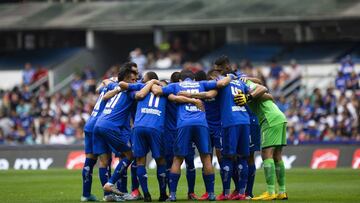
left=0, top=0, right=359, bottom=146
left=0, top=48, right=82, bottom=69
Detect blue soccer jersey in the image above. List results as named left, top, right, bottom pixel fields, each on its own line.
left=165, top=101, right=177, bottom=131
left=95, top=90, right=136, bottom=130
left=218, top=79, right=250, bottom=127
left=129, top=83, right=167, bottom=131
left=162, top=78, right=217, bottom=128
left=83, top=82, right=118, bottom=132
left=204, top=97, right=221, bottom=128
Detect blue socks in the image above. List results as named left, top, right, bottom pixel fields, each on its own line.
left=137, top=165, right=149, bottom=194
left=165, top=156, right=173, bottom=191
left=185, top=158, right=196, bottom=194
left=157, top=164, right=167, bottom=195
left=117, top=167, right=128, bottom=193
left=222, top=157, right=233, bottom=195
left=232, top=159, right=240, bottom=192
left=203, top=173, right=215, bottom=193
left=99, top=167, right=111, bottom=196
left=131, top=161, right=139, bottom=191
left=237, top=158, right=248, bottom=194
left=82, top=158, right=97, bottom=197
left=169, top=173, right=180, bottom=198
left=109, top=158, right=131, bottom=184
left=246, top=164, right=256, bottom=196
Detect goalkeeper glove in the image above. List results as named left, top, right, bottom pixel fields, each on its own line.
left=234, top=90, right=253, bottom=106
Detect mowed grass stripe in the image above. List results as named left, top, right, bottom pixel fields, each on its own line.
left=0, top=169, right=359, bottom=203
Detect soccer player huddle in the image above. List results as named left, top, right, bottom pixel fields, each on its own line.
left=81, top=56, right=288, bottom=202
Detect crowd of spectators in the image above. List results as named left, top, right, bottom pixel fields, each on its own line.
left=0, top=63, right=98, bottom=145
left=0, top=55, right=359, bottom=145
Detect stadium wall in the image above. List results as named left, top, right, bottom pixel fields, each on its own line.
left=0, top=145, right=359, bottom=170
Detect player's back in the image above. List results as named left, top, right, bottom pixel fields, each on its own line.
left=84, top=82, right=117, bottom=132
left=204, top=96, right=221, bottom=128
left=218, top=79, right=250, bottom=127
left=176, top=79, right=209, bottom=128
left=134, top=92, right=167, bottom=131
left=96, top=90, right=135, bottom=129
left=165, top=101, right=177, bottom=131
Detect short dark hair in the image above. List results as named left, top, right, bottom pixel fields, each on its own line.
left=118, top=68, right=136, bottom=82
left=145, top=71, right=158, bottom=80
left=195, top=70, right=207, bottom=81
left=207, top=69, right=220, bottom=80
left=170, top=72, right=180, bottom=83
left=214, top=55, right=230, bottom=66
left=180, top=70, right=195, bottom=81
left=119, top=62, right=137, bottom=73
left=160, top=79, right=168, bottom=85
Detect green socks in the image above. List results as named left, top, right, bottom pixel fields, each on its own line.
left=263, top=158, right=275, bottom=194
left=275, top=160, right=286, bottom=193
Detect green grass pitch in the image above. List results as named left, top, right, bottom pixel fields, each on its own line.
left=0, top=168, right=359, bottom=203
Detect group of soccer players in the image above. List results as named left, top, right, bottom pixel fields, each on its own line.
left=81, top=55, right=288, bottom=202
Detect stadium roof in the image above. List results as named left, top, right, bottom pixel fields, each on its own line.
left=1, top=0, right=360, bottom=31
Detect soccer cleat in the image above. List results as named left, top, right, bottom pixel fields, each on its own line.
left=143, top=192, right=152, bottom=202
left=131, top=188, right=143, bottom=200
left=230, top=193, right=246, bottom=200
left=198, top=192, right=209, bottom=201
left=166, top=195, right=176, bottom=202
left=158, top=193, right=169, bottom=202
left=245, top=192, right=254, bottom=198
left=245, top=195, right=253, bottom=200
left=80, top=194, right=98, bottom=202
left=276, top=192, right=288, bottom=200
left=188, top=192, right=199, bottom=200
left=252, top=192, right=277, bottom=201
left=208, top=193, right=216, bottom=201
left=216, top=192, right=230, bottom=201
left=103, top=194, right=125, bottom=202
left=103, top=183, right=125, bottom=196
left=229, top=190, right=239, bottom=199
left=122, top=193, right=137, bottom=201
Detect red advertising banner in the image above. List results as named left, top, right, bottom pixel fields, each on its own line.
left=311, top=149, right=340, bottom=169
left=352, top=149, right=360, bottom=169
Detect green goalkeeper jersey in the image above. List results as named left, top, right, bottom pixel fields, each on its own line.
left=246, top=80, right=287, bottom=131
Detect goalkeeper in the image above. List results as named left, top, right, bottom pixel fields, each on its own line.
left=234, top=79, right=288, bottom=201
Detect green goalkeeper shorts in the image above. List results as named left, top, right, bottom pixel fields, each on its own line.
left=261, top=122, right=287, bottom=149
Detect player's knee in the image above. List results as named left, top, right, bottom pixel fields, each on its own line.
left=123, top=150, right=134, bottom=160
left=247, top=153, right=255, bottom=165
left=155, top=157, right=166, bottom=166
left=86, top=153, right=97, bottom=160
left=136, top=157, right=146, bottom=165
left=99, top=158, right=109, bottom=167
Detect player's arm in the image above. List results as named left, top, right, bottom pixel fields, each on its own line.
left=234, top=81, right=267, bottom=106
left=135, top=79, right=159, bottom=100
left=168, top=94, right=205, bottom=111
left=258, top=93, right=275, bottom=102
left=152, top=82, right=174, bottom=96
left=216, top=74, right=235, bottom=88
left=177, top=89, right=218, bottom=99
left=118, top=81, right=130, bottom=90
left=102, top=85, right=121, bottom=101
left=241, top=77, right=263, bottom=85
left=248, top=83, right=267, bottom=98
left=96, top=79, right=112, bottom=93
left=152, top=84, right=163, bottom=96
